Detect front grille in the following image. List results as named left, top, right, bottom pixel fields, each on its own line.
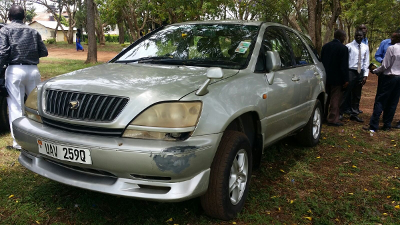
left=42, top=117, right=124, bottom=136
left=44, top=158, right=117, bottom=178
left=45, top=89, right=129, bottom=122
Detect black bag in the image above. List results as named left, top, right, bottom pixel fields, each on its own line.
left=0, top=67, right=8, bottom=97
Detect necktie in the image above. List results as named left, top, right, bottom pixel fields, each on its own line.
left=357, top=44, right=361, bottom=74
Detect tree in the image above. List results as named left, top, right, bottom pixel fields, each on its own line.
left=86, top=0, right=97, bottom=63
left=30, top=0, right=80, bottom=44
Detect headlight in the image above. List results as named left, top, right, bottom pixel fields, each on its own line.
left=122, top=102, right=202, bottom=140
left=25, top=88, right=42, bottom=123
left=25, top=88, right=38, bottom=110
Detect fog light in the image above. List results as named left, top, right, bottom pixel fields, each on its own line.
left=25, top=111, right=42, bottom=123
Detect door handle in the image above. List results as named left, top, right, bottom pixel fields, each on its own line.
left=291, top=75, right=300, bottom=81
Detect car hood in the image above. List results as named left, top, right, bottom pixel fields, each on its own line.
left=44, top=63, right=239, bottom=100
left=42, top=63, right=239, bottom=127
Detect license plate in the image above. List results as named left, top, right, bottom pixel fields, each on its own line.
left=37, top=140, right=92, bottom=165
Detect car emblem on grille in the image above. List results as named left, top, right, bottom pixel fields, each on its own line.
left=69, top=100, right=80, bottom=110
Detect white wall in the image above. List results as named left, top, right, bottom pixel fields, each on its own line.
left=30, top=22, right=76, bottom=42
left=30, top=22, right=53, bottom=40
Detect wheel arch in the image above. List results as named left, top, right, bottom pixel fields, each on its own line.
left=223, top=111, right=263, bottom=169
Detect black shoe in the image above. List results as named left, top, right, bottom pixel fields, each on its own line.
left=394, top=123, right=400, bottom=129
left=350, top=115, right=364, bottom=123
left=382, top=126, right=391, bottom=131
left=327, top=122, right=344, bottom=126
left=362, top=126, right=375, bottom=132
left=342, top=110, right=353, bottom=115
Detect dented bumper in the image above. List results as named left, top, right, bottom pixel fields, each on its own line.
left=13, top=117, right=222, bottom=201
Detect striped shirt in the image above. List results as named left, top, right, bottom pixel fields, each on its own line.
left=0, top=20, right=48, bottom=68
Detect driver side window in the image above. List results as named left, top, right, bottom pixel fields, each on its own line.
left=255, top=27, right=293, bottom=72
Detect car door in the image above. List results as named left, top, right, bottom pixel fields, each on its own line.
left=283, top=29, right=319, bottom=126
left=256, top=27, right=301, bottom=145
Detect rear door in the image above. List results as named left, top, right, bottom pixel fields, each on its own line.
left=283, top=29, right=319, bottom=126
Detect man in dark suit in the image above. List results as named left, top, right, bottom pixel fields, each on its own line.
left=321, top=30, right=349, bottom=126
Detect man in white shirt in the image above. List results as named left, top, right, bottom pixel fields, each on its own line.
left=365, top=32, right=400, bottom=132
left=341, top=30, right=369, bottom=122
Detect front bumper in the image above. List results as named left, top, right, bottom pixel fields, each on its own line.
left=14, top=117, right=222, bottom=201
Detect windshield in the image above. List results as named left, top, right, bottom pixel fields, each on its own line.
left=114, top=24, right=259, bottom=69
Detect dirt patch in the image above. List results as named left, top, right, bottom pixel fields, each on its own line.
left=47, top=48, right=119, bottom=62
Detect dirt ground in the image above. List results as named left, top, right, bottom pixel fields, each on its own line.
left=47, top=48, right=119, bottom=62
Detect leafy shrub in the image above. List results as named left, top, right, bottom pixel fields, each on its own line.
left=121, top=43, right=127, bottom=47
left=46, top=38, right=56, bottom=44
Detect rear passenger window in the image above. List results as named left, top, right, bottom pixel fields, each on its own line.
left=285, top=30, right=314, bottom=66
left=255, top=27, right=293, bottom=72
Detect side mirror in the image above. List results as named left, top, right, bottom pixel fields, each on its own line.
left=196, top=67, right=224, bottom=96
left=265, top=51, right=281, bottom=85
left=206, top=67, right=224, bottom=79
left=266, top=51, right=281, bottom=72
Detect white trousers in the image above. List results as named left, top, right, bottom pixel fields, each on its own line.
left=6, top=65, right=41, bottom=149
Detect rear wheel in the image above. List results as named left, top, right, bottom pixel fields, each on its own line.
left=201, top=130, right=252, bottom=220
left=296, top=100, right=322, bottom=147
left=0, top=96, right=9, bottom=132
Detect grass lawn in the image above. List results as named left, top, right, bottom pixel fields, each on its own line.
left=46, top=41, right=127, bottom=52
left=38, top=58, right=103, bottom=80
left=1, top=59, right=400, bottom=224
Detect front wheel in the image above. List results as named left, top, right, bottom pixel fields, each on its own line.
left=296, top=100, right=322, bottom=147
left=201, top=130, right=252, bottom=220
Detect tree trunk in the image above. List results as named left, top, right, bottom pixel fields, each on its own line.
left=323, top=0, right=341, bottom=45
left=118, top=22, right=125, bottom=44
left=307, top=0, right=323, bottom=53
left=85, top=0, right=97, bottom=64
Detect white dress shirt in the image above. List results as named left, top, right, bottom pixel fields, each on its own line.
left=373, top=43, right=400, bottom=76
left=346, top=40, right=370, bottom=77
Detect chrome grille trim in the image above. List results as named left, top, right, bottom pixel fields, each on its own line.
left=45, top=89, right=129, bottom=122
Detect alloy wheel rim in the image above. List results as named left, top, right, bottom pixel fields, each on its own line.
left=312, top=107, right=321, bottom=139
left=229, top=149, right=248, bottom=205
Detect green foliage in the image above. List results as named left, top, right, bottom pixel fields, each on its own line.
left=25, top=7, right=37, bottom=23
left=46, top=38, right=56, bottom=44
left=55, top=13, right=69, bottom=27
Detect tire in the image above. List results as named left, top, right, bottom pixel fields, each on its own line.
left=201, top=130, right=252, bottom=220
left=296, top=100, right=322, bottom=147
left=0, top=96, right=9, bottom=132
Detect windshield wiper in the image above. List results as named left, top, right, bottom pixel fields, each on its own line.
left=115, top=56, right=175, bottom=63
left=184, top=59, right=238, bottom=66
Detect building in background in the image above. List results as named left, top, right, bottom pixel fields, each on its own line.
left=29, top=21, right=77, bottom=42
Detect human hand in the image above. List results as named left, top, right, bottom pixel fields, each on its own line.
left=361, top=77, right=367, bottom=86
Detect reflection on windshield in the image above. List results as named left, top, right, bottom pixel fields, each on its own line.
left=115, top=24, right=259, bottom=69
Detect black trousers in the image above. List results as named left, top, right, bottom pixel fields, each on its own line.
left=341, top=69, right=362, bottom=115
left=369, top=75, right=400, bottom=130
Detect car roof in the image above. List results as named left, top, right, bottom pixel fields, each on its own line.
left=171, top=20, right=266, bottom=26
left=169, top=21, right=297, bottom=30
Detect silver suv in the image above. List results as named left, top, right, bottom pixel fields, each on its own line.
left=14, top=21, right=326, bottom=220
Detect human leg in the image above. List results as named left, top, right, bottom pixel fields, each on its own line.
left=327, top=85, right=343, bottom=124
left=382, top=76, right=400, bottom=129
left=5, top=66, right=26, bottom=149
left=369, top=75, right=395, bottom=131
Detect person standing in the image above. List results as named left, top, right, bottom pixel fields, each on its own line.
left=0, top=5, right=48, bottom=150
left=375, top=29, right=400, bottom=129
left=365, top=32, right=400, bottom=132
left=321, top=30, right=349, bottom=126
left=76, top=29, right=84, bottom=51
left=341, top=30, right=369, bottom=123
left=358, top=24, right=368, bottom=45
